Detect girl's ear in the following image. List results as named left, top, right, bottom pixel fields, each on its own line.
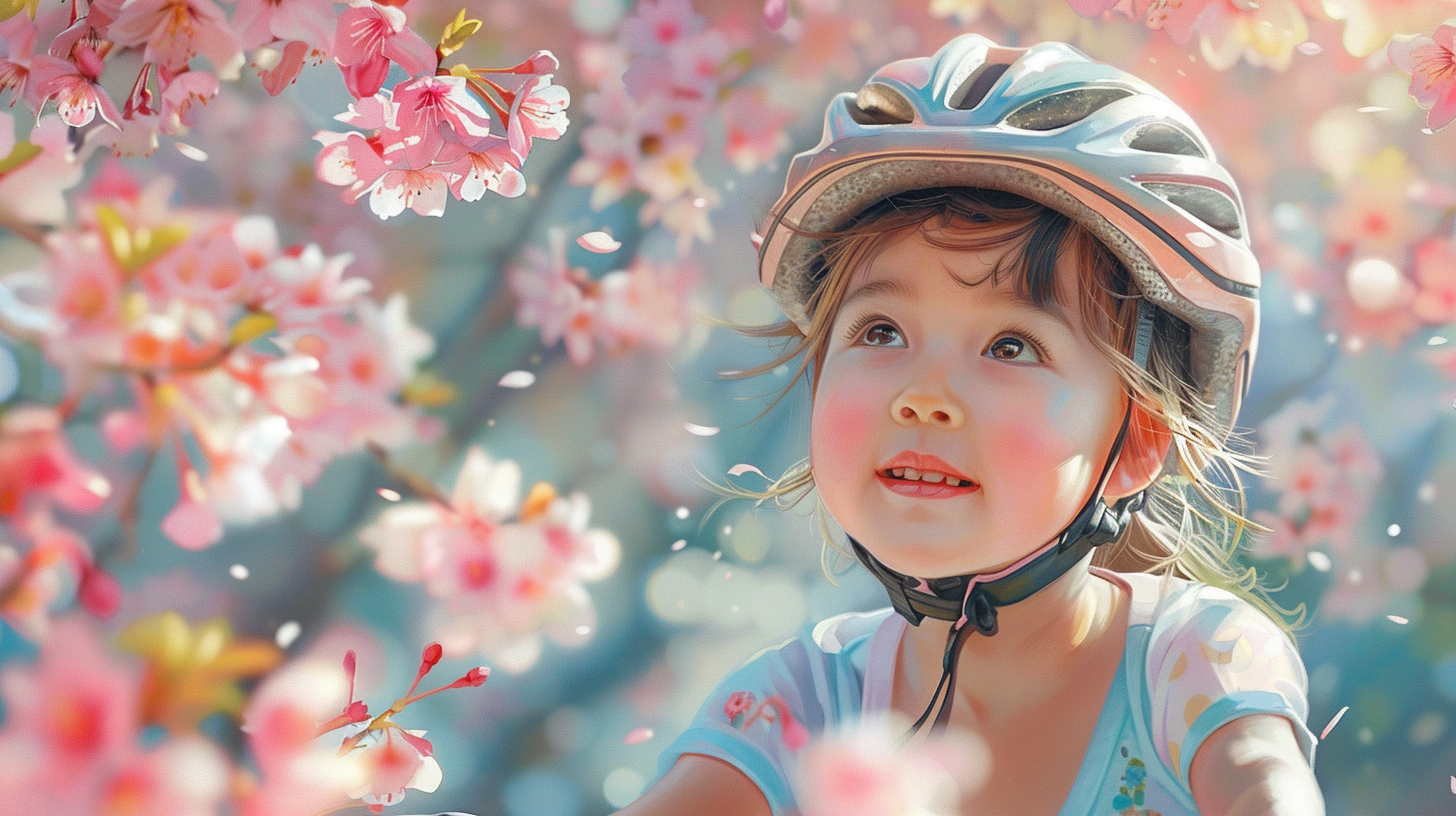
left=1105, top=403, right=1172, bottom=500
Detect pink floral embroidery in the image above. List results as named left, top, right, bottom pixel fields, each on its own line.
left=723, top=691, right=809, bottom=751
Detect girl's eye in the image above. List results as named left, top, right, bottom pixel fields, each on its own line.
left=861, top=323, right=904, bottom=347
left=986, top=335, right=1041, bottom=363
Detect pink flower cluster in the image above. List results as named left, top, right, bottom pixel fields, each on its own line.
left=568, top=0, right=793, bottom=248
left=1306, top=147, right=1456, bottom=353
left=314, top=36, right=570, bottom=219
left=0, top=614, right=486, bottom=815
left=358, top=447, right=621, bottom=673
left=1251, top=395, right=1384, bottom=561
left=3, top=169, right=435, bottom=551
left=1070, top=0, right=1326, bottom=70
left=0, top=0, right=566, bottom=220
left=509, top=230, right=699, bottom=366
left=0, top=404, right=119, bottom=639
left=241, top=643, right=488, bottom=813
left=0, top=617, right=233, bottom=816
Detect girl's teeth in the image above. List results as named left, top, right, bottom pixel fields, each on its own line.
left=891, top=468, right=905, bottom=478
left=921, top=472, right=945, bottom=484
left=902, top=467, right=920, bottom=480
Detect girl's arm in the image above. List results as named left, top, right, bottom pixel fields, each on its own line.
left=614, top=754, right=773, bottom=816
left=1188, top=714, right=1325, bottom=816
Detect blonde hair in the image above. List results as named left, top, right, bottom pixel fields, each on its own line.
left=728, top=188, right=1302, bottom=633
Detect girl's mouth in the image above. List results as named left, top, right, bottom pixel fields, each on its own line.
left=876, top=468, right=980, bottom=498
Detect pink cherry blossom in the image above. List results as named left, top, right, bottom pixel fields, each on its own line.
left=505, top=72, right=570, bottom=163
left=389, top=74, right=495, bottom=167
left=252, top=39, right=313, bottom=95
left=509, top=231, right=699, bottom=365
left=158, top=70, right=219, bottom=135
left=435, top=132, right=526, bottom=201
left=232, top=0, right=335, bottom=52
left=369, top=167, right=450, bottom=218
left=1389, top=24, right=1456, bottom=131
left=618, top=0, right=704, bottom=56
left=0, top=14, right=42, bottom=106
left=332, top=0, right=436, bottom=99
left=1412, top=237, right=1456, bottom=324
left=106, top=0, right=244, bottom=79
left=27, top=49, right=121, bottom=128
left=0, top=511, right=115, bottom=639
left=358, top=447, right=620, bottom=671
left=0, top=406, right=111, bottom=517
left=239, top=656, right=364, bottom=816
left=349, top=727, right=442, bottom=806
left=0, top=617, right=143, bottom=806
left=721, top=87, right=793, bottom=173
left=795, top=717, right=990, bottom=816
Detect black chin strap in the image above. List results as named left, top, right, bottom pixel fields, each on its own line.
left=849, top=299, right=1156, bottom=741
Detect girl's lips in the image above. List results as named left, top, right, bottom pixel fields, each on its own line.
left=875, top=472, right=981, bottom=498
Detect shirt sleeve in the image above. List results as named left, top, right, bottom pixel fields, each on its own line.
left=656, top=632, right=836, bottom=816
left=1145, top=584, right=1317, bottom=785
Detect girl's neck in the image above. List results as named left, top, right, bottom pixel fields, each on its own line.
left=894, top=554, right=1128, bottom=725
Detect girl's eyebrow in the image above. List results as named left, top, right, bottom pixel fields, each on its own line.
left=840, top=278, right=914, bottom=310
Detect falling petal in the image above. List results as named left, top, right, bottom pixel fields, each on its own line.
left=1320, top=706, right=1349, bottom=740
left=574, top=625, right=592, bottom=636
left=576, top=231, right=622, bottom=253
left=276, top=620, right=302, bottom=649
left=684, top=422, right=719, bottom=436
left=499, top=370, right=536, bottom=388
left=675, top=506, right=689, bottom=519
left=1296, top=41, right=1323, bottom=55
left=1387, top=524, right=1401, bottom=536
left=175, top=142, right=209, bottom=161
left=670, top=539, right=686, bottom=550
left=763, top=0, right=787, bottom=30
left=1450, top=775, right=1455, bottom=794
left=377, top=488, right=402, bottom=501
left=1307, top=551, right=1332, bottom=572
left=728, top=463, right=767, bottom=478
left=623, top=727, right=655, bottom=745
left=1356, top=106, right=1389, bottom=114
left=229, top=564, right=250, bottom=580
left=749, top=232, right=764, bottom=249
left=1387, top=615, right=1410, bottom=625
left=1430, top=337, right=1449, bottom=346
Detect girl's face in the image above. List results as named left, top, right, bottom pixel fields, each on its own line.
left=809, top=226, right=1129, bottom=579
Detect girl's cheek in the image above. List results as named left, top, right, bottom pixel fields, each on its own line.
left=811, top=380, right=876, bottom=465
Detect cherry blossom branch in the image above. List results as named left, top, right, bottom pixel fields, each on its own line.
left=367, top=442, right=454, bottom=508
left=0, top=207, right=48, bottom=246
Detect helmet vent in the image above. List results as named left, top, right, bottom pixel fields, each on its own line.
left=947, top=63, right=1010, bottom=111
left=1140, top=181, right=1242, bottom=239
left=1127, top=122, right=1207, bottom=158
left=849, top=83, right=915, bottom=125
left=1004, top=87, right=1132, bottom=131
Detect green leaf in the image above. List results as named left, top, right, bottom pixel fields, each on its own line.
left=438, top=8, right=482, bottom=59
left=0, top=140, right=41, bottom=175
left=96, top=205, right=189, bottom=274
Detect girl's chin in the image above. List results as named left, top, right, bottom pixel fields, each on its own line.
left=850, top=537, right=1029, bottom=580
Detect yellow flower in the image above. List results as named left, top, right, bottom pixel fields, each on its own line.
left=117, top=611, right=284, bottom=732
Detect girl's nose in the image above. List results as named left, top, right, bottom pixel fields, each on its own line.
left=890, top=389, right=965, bottom=428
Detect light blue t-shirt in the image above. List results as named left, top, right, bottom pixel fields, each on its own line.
left=658, top=570, right=1317, bottom=815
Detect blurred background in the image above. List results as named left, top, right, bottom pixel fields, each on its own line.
left=1, top=0, right=1454, bottom=814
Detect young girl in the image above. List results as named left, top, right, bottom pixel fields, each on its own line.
left=621, top=35, right=1323, bottom=816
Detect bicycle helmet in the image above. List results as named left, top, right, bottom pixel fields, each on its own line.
left=759, top=34, right=1259, bottom=433
left=757, top=35, right=1262, bottom=736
